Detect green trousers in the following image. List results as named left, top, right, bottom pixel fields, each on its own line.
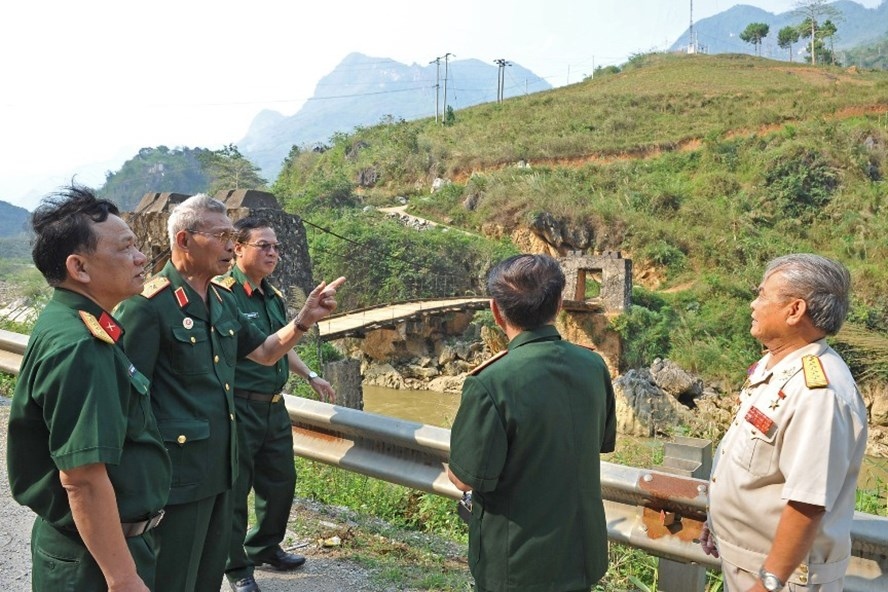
left=154, top=490, right=232, bottom=592
left=225, top=396, right=296, bottom=581
left=31, top=518, right=157, bottom=591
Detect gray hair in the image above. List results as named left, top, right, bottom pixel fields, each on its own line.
left=167, top=193, right=227, bottom=246
left=764, top=253, right=851, bottom=336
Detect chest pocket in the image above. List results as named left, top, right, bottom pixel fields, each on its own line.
left=730, top=423, right=778, bottom=477
left=171, top=325, right=211, bottom=375
left=214, top=319, right=241, bottom=366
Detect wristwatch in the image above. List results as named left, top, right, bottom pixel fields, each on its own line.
left=758, top=567, right=785, bottom=591
left=307, top=371, right=319, bottom=382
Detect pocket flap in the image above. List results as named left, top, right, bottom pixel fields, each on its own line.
left=171, top=327, right=208, bottom=344
left=157, top=419, right=210, bottom=444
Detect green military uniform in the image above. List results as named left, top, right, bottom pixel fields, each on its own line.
left=448, top=326, right=617, bottom=592
left=7, top=288, right=171, bottom=591
left=114, top=261, right=267, bottom=592
left=219, top=266, right=298, bottom=583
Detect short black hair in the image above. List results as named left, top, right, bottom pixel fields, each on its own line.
left=486, top=254, right=565, bottom=330
left=234, top=215, right=273, bottom=244
left=31, top=184, right=119, bottom=286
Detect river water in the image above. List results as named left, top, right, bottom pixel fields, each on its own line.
left=362, top=384, right=888, bottom=500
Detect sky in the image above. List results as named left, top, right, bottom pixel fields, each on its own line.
left=1, top=0, right=883, bottom=210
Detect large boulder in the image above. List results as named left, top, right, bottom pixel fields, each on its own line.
left=613, top=368, right=694, bottom=437
left=649, top=358, right=704, bottom=406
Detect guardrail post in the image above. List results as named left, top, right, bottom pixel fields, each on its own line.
left=656, top=436, right=712, bottom=592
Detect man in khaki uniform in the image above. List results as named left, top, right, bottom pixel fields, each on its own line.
left=701, top=254, right=868, bottom=592
left=115, top=194, right=344, bottom=592
left=7, top=184, right=171, bottom=591
left=220, top=216, right=336, bottom=592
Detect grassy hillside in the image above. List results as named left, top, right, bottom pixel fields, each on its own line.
left=278, top=54, right=888, bottom=385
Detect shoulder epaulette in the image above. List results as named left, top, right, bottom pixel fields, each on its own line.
left=140, top=276, right=170, bottom=299
left=469, top=350, right=508, bottom=376
left=802, top=355, right=829, bottom=388
left=78, top=310, right=115, bottom=344
left=271, top=285, right=284, bottom=299
left=212, top=277, right=235, bottom=291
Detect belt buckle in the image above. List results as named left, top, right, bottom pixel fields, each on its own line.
left=271, top=394, right=282, bottom=403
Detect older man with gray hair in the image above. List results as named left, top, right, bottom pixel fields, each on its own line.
left=701, top=254, right=868, bottom=592
left=115, top=194, right=344, bottom=592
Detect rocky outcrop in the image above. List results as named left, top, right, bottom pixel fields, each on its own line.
left=613, top=367, right=696, bottom=437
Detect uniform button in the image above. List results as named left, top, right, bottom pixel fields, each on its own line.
left=211, top=326, right=215, bottom=333
left=190, top=336, right=196, bottom=343
left=214, top=355, right=219, bottom=364
left=177, top=435, right=187, bottom=444
left=229, top=329, right=234, bottom=335
left=799, top=565, right=808, bottom=574
left=799, top=575, right=808, bottom=584
left=225, top=383, right=230, bottom=390
left=230, top=413, right=235, bottom=421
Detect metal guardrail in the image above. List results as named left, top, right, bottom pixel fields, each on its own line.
left=286, top=395, right=888, bottom=592
left=0, top=329, right=27, bottom=375
left=2, top=331, right=886, bottom=590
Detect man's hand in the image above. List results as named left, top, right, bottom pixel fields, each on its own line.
left=309, top=376, right=336, bottom=404
left=699, top=523, right=719, bottom=558
left=297, top=277, right=346, bottom=327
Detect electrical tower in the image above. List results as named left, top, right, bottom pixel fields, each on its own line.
left=494, top=58, right=512, bottom=103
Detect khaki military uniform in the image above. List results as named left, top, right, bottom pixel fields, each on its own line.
left=219, top=266, right=298, bottom=583
left=8, top=288, right=171, bottom=590
left=115, top=261, right=267, bottom=592
left=448, top=326, right=617, bottom=592
left=709, top=339, right=868, bottom=591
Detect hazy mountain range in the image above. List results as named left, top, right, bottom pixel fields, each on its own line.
left=670, top=0, right=888, bottom=58
left=238, top=52, right=551, bottom=180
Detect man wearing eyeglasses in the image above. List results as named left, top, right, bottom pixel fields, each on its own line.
left=218, top=216, right=335, bottom=592
left=114, top=195, right=344, bottom=592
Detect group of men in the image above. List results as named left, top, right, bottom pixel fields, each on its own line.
left=7, top=183, right=870, bottom=592
left=447, top=253, right=867, bottom=592
left=8, top=186, right=342, bottom=592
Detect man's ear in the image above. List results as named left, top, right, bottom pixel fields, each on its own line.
left=785, top=297, right=808, bottom=326
left=174, top=229, right=190, bottom=251
left=491, top=299, right=508, bottom=331
left=65, top=254, right=90, bottom=283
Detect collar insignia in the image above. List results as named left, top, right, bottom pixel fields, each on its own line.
left=174, top=286, right=189, bottom=308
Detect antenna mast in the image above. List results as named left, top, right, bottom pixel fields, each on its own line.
left=689, top=0, right=695, bottom=53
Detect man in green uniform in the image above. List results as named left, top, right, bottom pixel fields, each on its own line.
left=114, top=194, right=344, bottom=592
left=7, top=184, right=172, bottom=591
left=447, top=254, right=616, bottom=592
left=220, top=216, right=336, bottom=592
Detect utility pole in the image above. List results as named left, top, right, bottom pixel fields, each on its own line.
left=429, top=56, right=441, bottom=123
left=494, top=58, right=511, bottom=103
left=689, top=0, right=694, bottom=53
left=442, top=52, right=453, bottom=124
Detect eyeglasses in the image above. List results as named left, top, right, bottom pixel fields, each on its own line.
left=187, top=228, right=236, bottom=243
left=242, top=242, right=282, bottom=254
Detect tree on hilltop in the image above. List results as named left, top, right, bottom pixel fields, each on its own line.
left=793, top=0, right=841, bottom=65
left=778, top=26, right=801, bottom=61
left=199, top=144, right=268, bottom=195
left=740, top=23, right=770, bottom=56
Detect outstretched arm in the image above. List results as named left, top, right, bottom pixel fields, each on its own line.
left=247, top=277, right=346, bottom=365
